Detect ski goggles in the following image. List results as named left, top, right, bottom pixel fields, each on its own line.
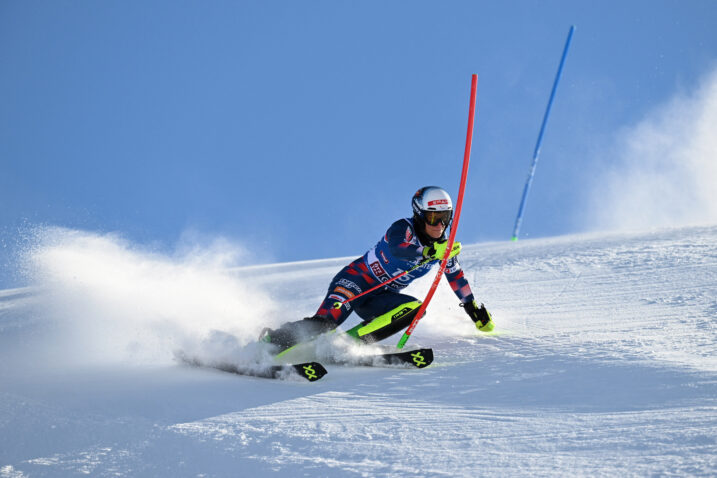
left=423, top=210, right=452, bottom=226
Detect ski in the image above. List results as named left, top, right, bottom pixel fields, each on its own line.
left=334, top=348, right=433, bottom=369
left=177, top=353, right=327, bottom=382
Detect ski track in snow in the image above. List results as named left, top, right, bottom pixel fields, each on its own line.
left=1, top=225, right=716, bottom=477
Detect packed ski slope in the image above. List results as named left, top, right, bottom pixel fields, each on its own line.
left=1, top=225, right=715, bottom=477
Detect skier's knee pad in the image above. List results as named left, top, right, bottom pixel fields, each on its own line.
left=348, top=300, right=423, bottom=344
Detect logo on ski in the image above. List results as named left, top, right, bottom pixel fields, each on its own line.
left=411, top=351, right=426, bottom=367
left=303, top=365, right=318, bottom=380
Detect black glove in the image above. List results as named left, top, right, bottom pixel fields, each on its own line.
left=461, top=300, right=495, bottom=332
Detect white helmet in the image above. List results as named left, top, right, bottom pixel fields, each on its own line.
left=411, top=186, right=453, bottom=227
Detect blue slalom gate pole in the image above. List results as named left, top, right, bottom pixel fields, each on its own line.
left=511, top=25, right=575, bottom=241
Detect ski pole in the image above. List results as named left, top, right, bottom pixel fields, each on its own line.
left=511, top=25, right=575, bottom=241
left=397, top=74, right=477, bottom=349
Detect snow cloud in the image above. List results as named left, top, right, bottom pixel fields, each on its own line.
left=22, top=227, right=277, bottom=366
left=586, top=66, right=717, bottom=231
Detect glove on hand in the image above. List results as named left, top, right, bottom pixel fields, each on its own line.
left=462, top=300, right=495, bottom=332
left=422, top=240, right=462, bottom=261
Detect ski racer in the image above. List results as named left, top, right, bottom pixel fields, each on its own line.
left=260, top=186, right=495, bottom=353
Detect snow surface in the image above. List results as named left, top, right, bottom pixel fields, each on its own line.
left=1, top=225, right=716, bottom=477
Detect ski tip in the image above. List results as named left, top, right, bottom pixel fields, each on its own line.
left=291, top=361, right=328, bottom=382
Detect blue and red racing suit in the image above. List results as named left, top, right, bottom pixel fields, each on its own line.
left=314, top=217, right=475, bottom=326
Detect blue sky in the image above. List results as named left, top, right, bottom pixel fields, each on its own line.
left=2, top=1, right=717, bottom=287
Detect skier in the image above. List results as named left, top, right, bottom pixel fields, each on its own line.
left=260, top=186, right=494, bottom=353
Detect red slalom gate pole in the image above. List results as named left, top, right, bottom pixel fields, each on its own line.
left=396, top=74, right=477, bottom=349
